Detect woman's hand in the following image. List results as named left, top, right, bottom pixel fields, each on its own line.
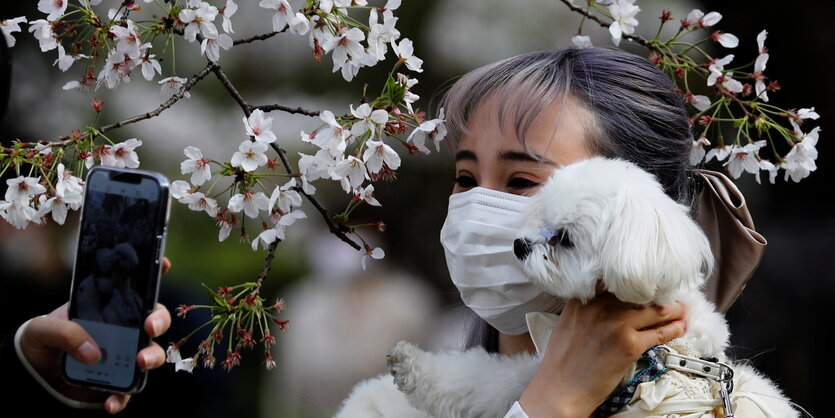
left=518, top=293, right=686, bottom=417
left=18, top=258, right=172, bottom=414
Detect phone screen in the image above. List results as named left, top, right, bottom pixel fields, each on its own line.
left=65, top=168, right=167, bottom=391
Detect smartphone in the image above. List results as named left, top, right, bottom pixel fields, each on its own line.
left=63, top=165, right=170, bottom=394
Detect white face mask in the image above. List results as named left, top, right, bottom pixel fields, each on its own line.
left=440, top=187, right=564, bottom=335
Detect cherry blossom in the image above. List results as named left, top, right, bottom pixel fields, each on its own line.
left=756, top=159, right=778, bottom=185
left=165, top=345, right=196, bottom=374
left=752, top=31, right=769, bottom=102
left=55, top=163, right=83, bottom=200
left=712, top=31, right=739, bottom=48
left=54, top=44, right=87, bottom=72
left=407, top=109, right=447, bottom=153
left=110, top=20, right=143, bottom=59
left=38, top=0, right=68, bottom=22
left=140, top=54, right=162, bottom=81
left=391, top=38, right=423, bottom=73
left=101, top=138, right=142, bottom=168
left=244, top=109, right=277, bottom=144
left=608, top=0, right=640, bottom=46
left=690, top=137, right=710, bottom=166
left=725, top=140, right=766, bottom=179
left=170, top=180, right=192, bottom=200
left=5, top=176, right=47, bottom=204
left=705, top=143, right=731, bottom=163
left=356, top=184, right=381, bottom=207
left=361, top=246, right=384, bottom=270
left=350, top=104, right=388, bottom=140
left=201, top=33, right=233, bottom=62
left=268, top=179, right=302, bottom=214
left=303, top=110, right=348, bottom=157
left=251, top=210, right=307, bottom=250
left=159, top=76, right=191, bottom=100
left=1, top=17, right=27, bottom=47
left=783, top=127, right=820, bottom=183
left=398, top=73, right=420, bottom=114
left=181, top=192, right=219, bottom=217
left=260, top=0, right=305, bottom=33
left=181, top=146, right=212, bottom=186
left=38, top=191, right=81, bottom=225
left=323, top=27, right=365, bottom=72
left=571, top=35, right=593, bottom=49
left=333, top=155, right=368, bottom=193
left=363, top=138, right=400, bottom=173
left=180, top=2, right=220, bottom=43
left=368, top=8, right=400, bottom=61
left=789, top=107, right=820, bottom=133
left=0, top=200, right=40, bottom=230
left=28, top=19, right=58, bottom=52
left=221, top=0, right=238, bottom=33
left=231, top=140, right=269, bottom=172
left=682, top=9, right=721, bottom=28
left=707, top=54, right=743, bottom=93
left=229, top=190, right=270, bottom=219
left=97, top=51, right=135, bottom=89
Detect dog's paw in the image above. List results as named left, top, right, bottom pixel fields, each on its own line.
left=387, top=341, right=424, bottom=395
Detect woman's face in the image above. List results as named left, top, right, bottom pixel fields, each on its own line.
left=452, top=96, right=594, bottom=196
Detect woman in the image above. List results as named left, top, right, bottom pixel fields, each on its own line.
left=337, top=47, right=712, bottom=417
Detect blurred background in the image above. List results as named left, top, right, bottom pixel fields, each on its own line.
left=1, top=1, right=831, bottom=417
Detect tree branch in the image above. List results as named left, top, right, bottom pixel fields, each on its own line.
left=210, top=63, right=362, bottom=251
left=98, top=62, right=215, bottom=134
left=559, top=0, right=656, bottom=51
left=233, top=30, right=284, bottom=46
left=252, top=103, right=320, bottom=117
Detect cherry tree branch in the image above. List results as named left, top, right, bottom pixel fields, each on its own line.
left=98, top=62, right=215, bottom=134
left=210, top=64, right=362, bottom=251
left=559, top=0, right=655, bottom=50
left=252, top=103, right=320, bottom=117
left=233, top=30, right=283, bottom=46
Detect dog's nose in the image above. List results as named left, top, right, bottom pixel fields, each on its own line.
left=513, top=238, right=532, bottom=260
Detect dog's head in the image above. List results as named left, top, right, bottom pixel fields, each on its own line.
left=514, top=156, right=713, bottom=305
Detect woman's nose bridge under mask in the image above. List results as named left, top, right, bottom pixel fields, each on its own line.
left=440, top=186, right=564, bottom=335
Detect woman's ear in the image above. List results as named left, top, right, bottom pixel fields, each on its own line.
left=600, top=187, right=713, bottom=304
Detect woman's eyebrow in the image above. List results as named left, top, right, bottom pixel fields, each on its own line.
left=455, top=149, right=477, bottom=161
left=498, top=150, right=555, bottom=165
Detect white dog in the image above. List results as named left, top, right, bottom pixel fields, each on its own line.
left=380, top=157, right=798, bottom=418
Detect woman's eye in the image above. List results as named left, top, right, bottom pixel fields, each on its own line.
left=507, top=178, right=540, bottom=190
left=455, top=175, right=477, bottom=188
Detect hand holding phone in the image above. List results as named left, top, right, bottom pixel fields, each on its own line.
left=18, top=293, right=171, bottom=413
left=62, top=166, right=170, bottom=395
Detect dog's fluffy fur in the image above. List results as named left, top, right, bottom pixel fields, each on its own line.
left=368, top=157, right=798, bottom=418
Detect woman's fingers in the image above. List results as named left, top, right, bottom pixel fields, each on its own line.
left=24, top=315, right=101, bottom=364
left=137, top=341, right=166, bottom=371
left=632, top=301, right=686, bottom=330
left=144, top=303, right=171, bottom=338
left=161, top=256, right=171, bottom=274
left=105, top=394, right=131, bottom=414
left=637, top=318, right=687, bottom=348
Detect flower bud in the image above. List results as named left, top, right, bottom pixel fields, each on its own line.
left=91, top=99, right=103, bottom=112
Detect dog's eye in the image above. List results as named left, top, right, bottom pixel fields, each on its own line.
left=547, top=229, right=574, bottom=248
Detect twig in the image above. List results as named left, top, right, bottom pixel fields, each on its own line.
left=233, top=30, right=284, bottom=46
left=98, top=62, right=215, bottom=134
left=255, top=240, right=280, bottom=288
left=558, top=0, right=656, bottom=51
left=252, top=103, right=320, bottom=117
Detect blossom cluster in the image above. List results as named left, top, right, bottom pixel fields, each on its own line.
left=165, top=283, right=289, bottom=372
left=1, top=1, right=446, bottom=370
left=563, top=0, right=822, bottom=184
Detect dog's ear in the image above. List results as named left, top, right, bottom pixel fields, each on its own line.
left=600, top=186, right=714, bottom=304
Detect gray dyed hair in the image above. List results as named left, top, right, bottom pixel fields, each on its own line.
left=440, top=48, right=694, bottom=204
